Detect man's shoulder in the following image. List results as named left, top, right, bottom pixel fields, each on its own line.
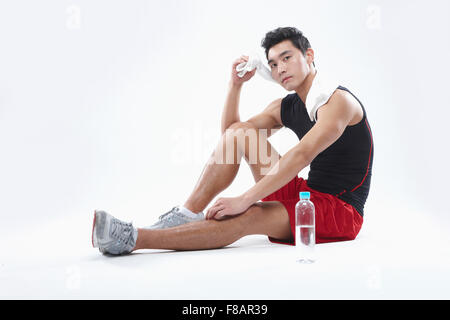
left=332, top=86, right=363, bottom=110
left=283, top=92, right=299, bottom=104
left=317, top=88, right=363, bottom=125
left=266, top=97, right=283, bottom=111
left=269, top=93, right=298, bottom=113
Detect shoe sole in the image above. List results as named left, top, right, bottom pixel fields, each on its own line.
left=92, top=211, right=109, bottom=254
left=92, top=210, right=98, bottom=248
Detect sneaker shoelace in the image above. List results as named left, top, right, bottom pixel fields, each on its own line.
left=158, top=207, right=179, bottom=221
left=110, top=219, right=135, bottom=246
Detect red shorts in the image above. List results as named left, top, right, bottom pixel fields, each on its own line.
left=261, top=175, right=363, bottom=245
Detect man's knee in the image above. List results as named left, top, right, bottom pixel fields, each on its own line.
left=220, top=122, right=258, bottom=164
left=237, top=203, right=264, bottom=229
left=240, top=202, right=292, bottom=240
left=227, top=121, right=257, bottom=132
left=225, top=122, right=259, bottom=145
left=242, top=203, right=263, bottom=219
left=222, top=203, right=263, bottom=237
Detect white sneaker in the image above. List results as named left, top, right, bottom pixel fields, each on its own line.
left=144, top=206, right=204, bottom=230
left=92, top=210, right=138, bottom=255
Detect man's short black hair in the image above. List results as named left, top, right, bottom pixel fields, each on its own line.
left=261, top=27, right=314, bottom=67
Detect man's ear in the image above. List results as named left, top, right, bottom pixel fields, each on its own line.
left=305, top=48, right=315, bottom=66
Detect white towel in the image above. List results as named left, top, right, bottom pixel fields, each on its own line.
left=235, top=54, right=277, bottom=83
left=305, top=71, right=339, bottom=122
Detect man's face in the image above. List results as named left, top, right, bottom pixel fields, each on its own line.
left=267, top=39, right=314, bottom=90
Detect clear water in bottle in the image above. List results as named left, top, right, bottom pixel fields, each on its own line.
left=295, top=225, right=315, bottom=263
left=295, top=192, right=316, bottom=263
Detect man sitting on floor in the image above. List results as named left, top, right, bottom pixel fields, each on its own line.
left=91, top=26, right=374, bottom=255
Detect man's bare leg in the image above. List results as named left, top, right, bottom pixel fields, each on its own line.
left=131, top=122, right=288, bottom=252
left=133, top=201, right=291, bottom=251
left=183, top=121, right=281, bottom=213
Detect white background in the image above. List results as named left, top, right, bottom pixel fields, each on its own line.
left=0, top=0, right=449, bottom=299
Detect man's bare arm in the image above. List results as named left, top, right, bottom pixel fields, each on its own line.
left=245, top=98, right=283, bottom=137
left=221, top=56, right=257, bottom=134
left=221, top=81, right=243, bottom=134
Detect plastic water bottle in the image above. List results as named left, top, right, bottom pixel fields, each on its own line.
left=295, top=191, right=316, bottom=263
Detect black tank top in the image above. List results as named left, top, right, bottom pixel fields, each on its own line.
left=280, top=86, right=373, bottom=216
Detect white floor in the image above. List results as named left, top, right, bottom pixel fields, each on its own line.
left=1, top=208, right=450, bottom=300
